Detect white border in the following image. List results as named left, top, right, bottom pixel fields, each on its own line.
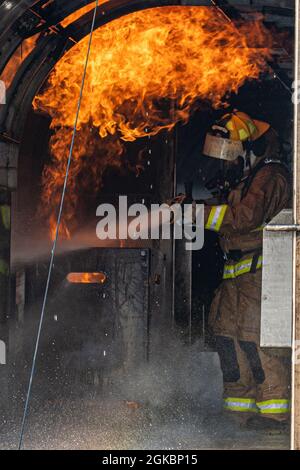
left=291, top=0, right=299, bottom=451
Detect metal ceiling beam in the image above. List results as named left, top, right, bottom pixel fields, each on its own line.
left=0, top=1, right=42, bottom=43
left=0, top=2, right=96, bottom=81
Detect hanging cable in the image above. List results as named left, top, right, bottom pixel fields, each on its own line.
left=18, top=0, right=99, bottom=450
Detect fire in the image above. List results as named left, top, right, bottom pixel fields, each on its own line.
left=61, top=2, right=101, bottom=28
left=67, top=272, right=107, bottom=284
left=1, top=35, right=39, bottom=88
left=34, top=6, right=273, bottom=238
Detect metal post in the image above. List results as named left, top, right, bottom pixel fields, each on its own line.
left=292, top=0, right=300, bottom=450
left=0, top=139, right=16, bottom=405
left=0, top=188, right=11, bottom=408
left=0, top=189, right=11, bottom=323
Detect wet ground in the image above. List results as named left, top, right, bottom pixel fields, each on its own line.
left=0, top=288, right=291, bottom=451
left=0, top=350, right=290, bottom=450
left=1, top=396, right=290, bottom=450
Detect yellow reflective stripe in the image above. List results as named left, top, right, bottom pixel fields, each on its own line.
left=226, top=121, right=234, bottom=131
left=205, top=207, right=216, bottom=230
left=223, top=256, right=262, bottom=280
left=224, top=397, right=258, bottom=412
left=215, top=205, right=227, bottom=231
left=225, top=405, right=258, bottom=412
left=0, top=205, right=11, bottom=230
left=247, top=120, right=257, bottom=135
left=0, top=259, right=9, bottom=275
left=205, top=205, right=227, bottom=232
left=223, top=259, right=253, bottom=279
left=259, top=408, right=290, bottom=414
left=239, top=128, right=249, bottom=140
left=224, top=397, right=290, bottom=414
left=257, top=399, right=290, bottom=406
left=257, top=399, right=290, bottom=414
left=233, top=260, right=252, bottom=275
left=225, top=397, right=256, bottom=404
left=223, top=269, right=235, bottom=280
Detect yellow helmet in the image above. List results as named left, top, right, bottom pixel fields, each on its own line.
left=203, top=110, right=271, bottom=161
left=220, top=111, right=270, bottom=142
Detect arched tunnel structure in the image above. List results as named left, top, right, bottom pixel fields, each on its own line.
left=0, top=0, right=296, bottom=450
left=0, top=0, right=218, bottom=347
left=0, top=0, right=214, bottom=141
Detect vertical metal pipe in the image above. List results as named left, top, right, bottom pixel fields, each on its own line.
left=188, top=251, right=192, bottom=346
left=171, top=100, right=178, bottom=331
left=171, top=159, right=177, bottom=330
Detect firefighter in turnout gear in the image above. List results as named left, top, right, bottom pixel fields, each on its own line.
left=203, top=111, right=291, bottom=430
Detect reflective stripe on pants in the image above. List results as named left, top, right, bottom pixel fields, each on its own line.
left=256, top=399, right=291, bottom=414
left=224, top=397, right=258, bottom=413
left=224, top=398, right=290, bottom=415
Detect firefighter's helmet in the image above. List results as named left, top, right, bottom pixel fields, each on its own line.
left=203, top=111, right=270, bottom=161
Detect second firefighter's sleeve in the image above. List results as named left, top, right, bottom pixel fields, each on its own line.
left=204, top=166, right=290, bottom=236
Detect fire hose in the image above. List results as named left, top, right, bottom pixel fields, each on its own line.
left=18, top=0, right=100, bottom=450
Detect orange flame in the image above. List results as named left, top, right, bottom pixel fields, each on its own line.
left=1, top=35, right=39, bottom=88
left=61, top=2, right=101, bottom=28
left=34, top=6, right=273, bottom=238
left=67, top=272, right=107, bottom=284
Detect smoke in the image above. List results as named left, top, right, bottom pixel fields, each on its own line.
left=114, top=333, right=223, bottom=411
left=11, top=208, right=181, bottom=268
left=11, top=222, right=148, bottom=268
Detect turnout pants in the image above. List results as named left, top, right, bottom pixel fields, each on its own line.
left=209, top=267, right=291, bottom=421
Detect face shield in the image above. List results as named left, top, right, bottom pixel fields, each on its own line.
left=202, top=133, right=246, bottom=196
left=203, top=133, right=244, bottom=162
